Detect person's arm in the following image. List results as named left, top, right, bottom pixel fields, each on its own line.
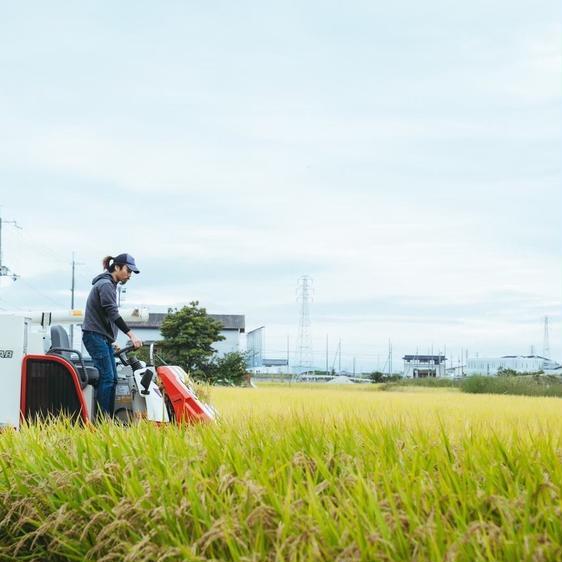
left=114, top=317, right=143, bottom=348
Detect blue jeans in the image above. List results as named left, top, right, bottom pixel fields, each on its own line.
left=82, top=331, right=118, bottom=418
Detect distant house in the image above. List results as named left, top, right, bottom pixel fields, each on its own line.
left=403, top=355, right=447, bottom=378
left=121, top=312, right=245, bottom=357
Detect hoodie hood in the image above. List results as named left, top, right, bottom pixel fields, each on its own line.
left=92, top=272, right=115, bottom=285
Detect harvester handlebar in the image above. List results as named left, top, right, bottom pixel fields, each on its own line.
left=115, top=343, right=141, bottom=358
left=114, top=341, right=161, bottom=366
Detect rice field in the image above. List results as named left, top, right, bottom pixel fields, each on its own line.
left=1, top=384, right=562, bottom=561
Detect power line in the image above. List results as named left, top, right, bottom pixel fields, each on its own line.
left=13, top=229, right=96, bottom=282
left=11, top=230, right=66, bottom=265
left=19, top=233, right=102, bottom=283
left=7, top=229, right=96, bottom=312
left=16, top=278, right=68, bottom=309
left=0, top=296, right=25, bottom=311
left=263, top=348, right=387, bottom=358
left=0, top=208, right=22, bottom=280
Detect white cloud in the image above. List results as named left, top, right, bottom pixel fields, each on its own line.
left=0, top=1, right=560, bottom=367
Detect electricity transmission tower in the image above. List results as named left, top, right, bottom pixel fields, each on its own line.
left=0, top=210, right=22, bottom=281
left=296, top=275, right=314, bottom=375
left=543, top=316, right=550, bottom=359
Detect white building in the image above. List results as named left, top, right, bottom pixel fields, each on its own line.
left=403, top=355, right=447, bottom=378
left=246, top=326, right=289, bottom=372
left=466, top=355, right=560, bottom=376
left=120, top=312, right=245, bottom=357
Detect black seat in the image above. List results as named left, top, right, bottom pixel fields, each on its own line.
left=49, top=325, right=99, bottom=388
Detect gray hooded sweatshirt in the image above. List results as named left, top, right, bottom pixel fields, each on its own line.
left=82, top=272, right=122, bottom=342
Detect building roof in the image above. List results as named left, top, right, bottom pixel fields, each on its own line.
left=403, top=355, right=447, bottom=362
left=501, top=355, right=548, bottom=360
left=129, top=312, right=245, bottom=332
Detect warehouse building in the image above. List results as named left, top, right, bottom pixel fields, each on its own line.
left=246, top=326, right=289, bottom=372
left=403, top=355, right=447, bottom=378
left=466, top=355, right=560, bottom=376
left=121, top=311, right=245, bottom=357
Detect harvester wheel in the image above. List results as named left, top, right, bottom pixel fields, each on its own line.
left=114, top=407, right=134, bottom=425
left=164, top=395, right=175, bottom=422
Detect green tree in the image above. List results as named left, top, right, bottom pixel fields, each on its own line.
left=158, top=302, right=225, bottom=373
left=214, top=351, right=249, bottom=386
left=191, top=351, right=250, bottom=385
left=369, top=371, right=386, bottom=383
left=369, top=371, right=402, bottom=383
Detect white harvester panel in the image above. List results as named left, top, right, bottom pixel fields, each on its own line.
left=133, top=367, right=170, bottom=423
left=0, top=315, right=29, bottom=428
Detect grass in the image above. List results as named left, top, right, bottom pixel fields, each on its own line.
left=461, top=374, right=562, bottom=397
left=382, top=374, right=562, bottom=398
left=380, top=377, right=460, bottom=391
left=1, top=386, right=562, bottom=561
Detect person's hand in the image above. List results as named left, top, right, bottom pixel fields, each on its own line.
left=128, top=332, right=143, bottom=349
left=112, top=342, right=121, bottom=353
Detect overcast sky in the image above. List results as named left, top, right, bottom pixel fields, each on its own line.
left=0, top=1, right=560, bottom=371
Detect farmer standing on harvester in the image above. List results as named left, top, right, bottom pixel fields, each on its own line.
left=82, top=254, right=143, bottom=419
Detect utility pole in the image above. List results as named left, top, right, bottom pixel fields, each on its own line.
left=338, top=339, right=342, bottom=374
left=0, top=210, right=22, bottom=281
left=330, top=339, right=341, bottom=374
left=69, top=252, right=84, bottom=347
left=325, top=334, right=329, bottom=375
left=543, top=316, right=551, bottom=359
left=286, top=335, right=290, bottom=372
left=117, top=284, right=127, bottom=306
left=71, top=252, right=77, bottom=310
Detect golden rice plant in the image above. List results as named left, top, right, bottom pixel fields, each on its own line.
left=0, top=385, right=561, bottom=561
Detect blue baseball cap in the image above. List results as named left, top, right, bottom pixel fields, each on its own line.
left=114, top=253, right=140, bottom=273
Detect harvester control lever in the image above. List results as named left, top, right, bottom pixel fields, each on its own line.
left=140, top=370, right=153, bottom=395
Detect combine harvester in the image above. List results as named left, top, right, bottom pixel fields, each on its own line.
left=0, top=309, right=215, bottom=429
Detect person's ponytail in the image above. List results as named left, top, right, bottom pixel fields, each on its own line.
left=102, top=256, right=115, bottom=272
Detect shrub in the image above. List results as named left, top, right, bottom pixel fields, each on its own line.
left=369, top=371, right=401, bottom=383
left=203, top=351, right=249, bottom=386
left=381, top=377, right=459, bottom=391
left=461, top=375, right=562, bottom=397
left=496, top=367, right=543, bottom=377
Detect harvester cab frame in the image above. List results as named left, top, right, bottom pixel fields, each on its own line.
left=0, top=311, right=216, bottom=429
